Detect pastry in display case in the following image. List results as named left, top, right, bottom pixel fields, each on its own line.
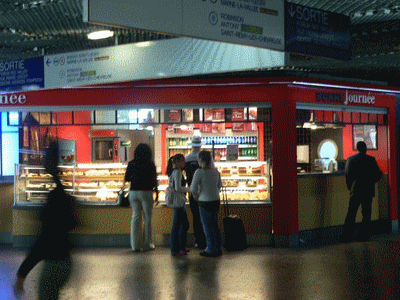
left=15, top=164, right=76, bottom=204
left=215, top=161, right=270, bottom=203
left=15, top=160, right=271, bottom=205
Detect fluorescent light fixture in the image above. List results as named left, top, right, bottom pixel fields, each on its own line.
left=136, top=41, right=152, bottom=48
left=87, top=30, right=114, bottom=40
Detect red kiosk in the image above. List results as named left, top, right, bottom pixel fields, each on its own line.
left=7, top=71, right=399, bottom=247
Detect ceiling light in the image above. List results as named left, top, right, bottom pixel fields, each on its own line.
left=87, top=30, right=114, bottom=40
left=365, top=10, right=377, bottom=16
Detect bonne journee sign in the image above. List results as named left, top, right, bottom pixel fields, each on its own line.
left=316, top=90, right=376, bottom=106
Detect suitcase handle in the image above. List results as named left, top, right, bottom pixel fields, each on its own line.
left=222, top=186, right=230, bottom=217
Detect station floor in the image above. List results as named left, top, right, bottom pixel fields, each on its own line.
left=1, top=234, right=400, bottom=300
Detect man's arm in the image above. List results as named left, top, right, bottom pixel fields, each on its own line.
left=372, top=157, right=382, bottom=183
left=345, top=158, right=354, bottom=191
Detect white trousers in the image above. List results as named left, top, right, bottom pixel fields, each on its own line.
left=129, top=190, right=154, bottom=251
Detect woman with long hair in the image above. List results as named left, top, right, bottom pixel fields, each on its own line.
left=124, top=143, right=159, bottom=252
left=167, top=154, right=190, bottom=256
left=190, top=150, right=222, bottom=257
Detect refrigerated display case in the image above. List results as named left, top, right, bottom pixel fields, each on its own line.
left=14, top=164, right=75, bottom=204
left=15, top=158, right=271, bottom=205
left=14, top=163, right=127, bottom=205
left=216, top=161, right=270, bottom=202
left=166, top=133, right=259, bottom=161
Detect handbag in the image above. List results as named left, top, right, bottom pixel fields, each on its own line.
left=165, top=177, right=186, bottom=208
left=118, top=188, right=130, bottom=207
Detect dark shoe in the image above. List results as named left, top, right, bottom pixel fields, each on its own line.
left=200, top=251, right=222, bottom=257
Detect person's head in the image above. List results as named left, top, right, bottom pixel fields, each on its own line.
left=167, top=154, right=186, bottom=176
left=356, top=141, right=367, bottom=154
left=44, top=140, right=60, bottom=177
left=134, top=143, right=152, bottom=161
left=190, top=136, right=202, bottom=150
left=198, top=150, right=214, bottom=169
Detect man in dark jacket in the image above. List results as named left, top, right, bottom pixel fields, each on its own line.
left=185, top=136, right=206, bottom=249
left=340, top=141, right=382, bottom=243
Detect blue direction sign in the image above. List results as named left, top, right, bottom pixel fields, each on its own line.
left=0, top=56, right=44, bottom=92
left=285, top=2, right=351, bottom=60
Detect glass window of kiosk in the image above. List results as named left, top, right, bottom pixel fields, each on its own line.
left=296, top=108, right=387, bottom=174
left=12, top=106, right=272, bottom=205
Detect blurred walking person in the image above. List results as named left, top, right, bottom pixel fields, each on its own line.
left=14, top=141, right=78, bottom=299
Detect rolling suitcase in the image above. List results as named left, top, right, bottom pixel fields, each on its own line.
left=222, top=187, right=247, bottom=252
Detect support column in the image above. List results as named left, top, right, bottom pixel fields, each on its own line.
left=272, top=87, right=299, bottom=247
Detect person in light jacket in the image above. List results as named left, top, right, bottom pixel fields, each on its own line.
left=190, top=150, right=223, bottom=257
left=167, top=154, right=191, bottom=257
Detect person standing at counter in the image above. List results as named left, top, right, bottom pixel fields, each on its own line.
left=190, top=151, right=223, bottom=257
left=185, top=136, right=207, bottom=250
left=167, top=154, right=191, bottom=257
left=340, top=141, right=382, bottom=243
left=123, top=143, right=159, bottom=252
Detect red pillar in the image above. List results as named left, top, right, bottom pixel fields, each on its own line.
left=272, top=87, right=299, bottom=247
left=387, top=103, right=398, bottom=221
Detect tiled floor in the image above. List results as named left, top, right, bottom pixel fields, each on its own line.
left=2, top=234, right=400, bottom=300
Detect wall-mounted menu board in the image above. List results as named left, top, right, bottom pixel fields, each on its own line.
left=353, top=125, right=377, bottom=150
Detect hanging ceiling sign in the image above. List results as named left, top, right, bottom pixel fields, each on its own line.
left=0, top=57, right=44, bottom=92
left=285, top=2, right=351, bottom=60
left=83, top=0, right=285, bottom=51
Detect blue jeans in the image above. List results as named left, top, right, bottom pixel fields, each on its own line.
left=129, top=191, right=154, bottom=251
left=170, top=207, right=189, bottom=255
left=199, top=204, right=222, bottom=254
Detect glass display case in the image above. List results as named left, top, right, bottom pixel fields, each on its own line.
left=15, top=160, right=271, bottom=205
left=157, top=161, right=271, bottom=203
left=216, top=161, right=270, bottom=202
left=14, top=163, right=127, bottom=205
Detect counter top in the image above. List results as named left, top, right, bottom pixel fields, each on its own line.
left=297, top=171, right=345, bottom=177
left=13, top=200, right=272, bottom=209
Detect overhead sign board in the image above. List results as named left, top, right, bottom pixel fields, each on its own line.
left=83, top=0, right=285, bottom=51
left=284, top=2, right=351, bottom=60
left=44, top=38, right=284, bottom=89
left=182, top=0, right=284, bottom=50
left=83, top=0, right=182, bottom=35
left=0, top=57, right=44, bottom=92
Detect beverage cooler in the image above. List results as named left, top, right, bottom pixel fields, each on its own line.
left=162, top=122, right=270, bottom=203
